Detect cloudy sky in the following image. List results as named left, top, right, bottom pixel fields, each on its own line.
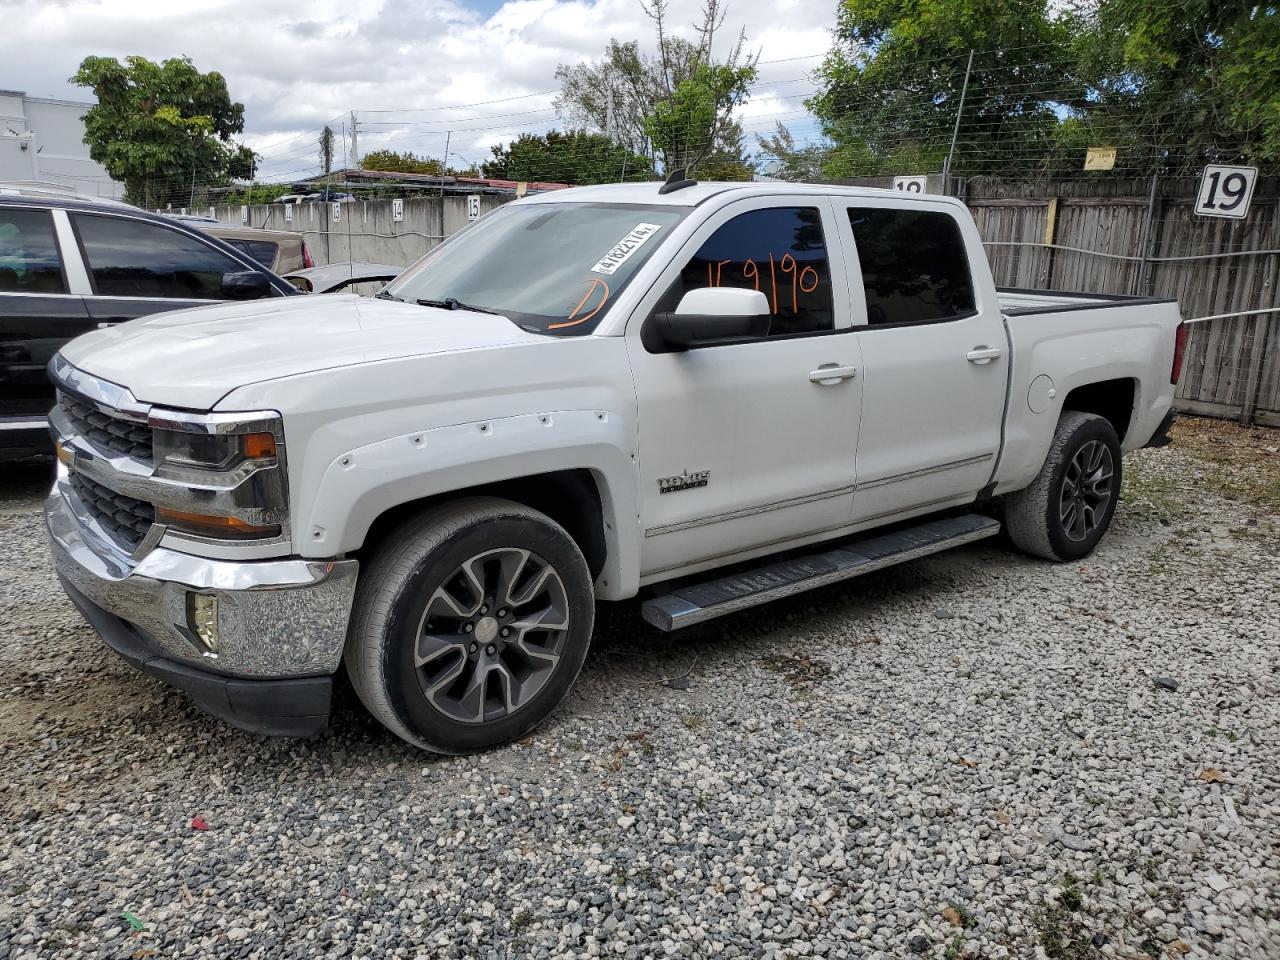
left=0, top=0, right=837, bottom=180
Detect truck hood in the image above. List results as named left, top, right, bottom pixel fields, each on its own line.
left=58, top=294, right=536, bottom=410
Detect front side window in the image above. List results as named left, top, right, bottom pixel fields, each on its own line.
left=674, top=206, right=834, bottom=337
left=0, top=208, right=66, bottom=294
left=384, top=202, right=690, bottom=336
left=847, top=207, right=975, bottom=326
left=74, top=214, right=248, bottom=299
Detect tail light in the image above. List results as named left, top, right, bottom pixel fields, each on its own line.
left=1170, top=321, right=1188, bottom=384
left=302, top=243, right=314, bottom=269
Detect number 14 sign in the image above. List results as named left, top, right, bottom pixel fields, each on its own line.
left=1195, top=165, right=1257, bottom=220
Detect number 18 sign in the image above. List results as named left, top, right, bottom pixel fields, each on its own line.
left=1195, top=165, right=1257, bottom=220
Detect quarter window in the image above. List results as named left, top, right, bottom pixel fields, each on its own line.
left=677, top=206, right=833, bottom=336
left=241, top=240, right=279, bottom=269
left=0, top=208, right=67, bottom=294
left=74, top=214, right=249, bottom=299
left=847, top=208, right=975, bottom=326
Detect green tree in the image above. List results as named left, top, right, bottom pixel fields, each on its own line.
left=71, top=55, right=255, bottom=207
left=644, top=62, right=756, bottom=173
left=555, top=0, right=758, bottom=177
left=1070, top=1, right=1280, bottom=171
left=361, top=149, right=446, bottom=175
left=755, top=122, right=827, bottom=181
left=807, top=0, right=1076, bottom=179
left=319, top=125, right=335, bottom=175
left=482, top=130, right=654, bottom=184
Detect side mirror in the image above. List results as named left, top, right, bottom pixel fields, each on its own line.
left=220, top=270, right=274, bottom=300
left=651, top=287, right=771, bottom=349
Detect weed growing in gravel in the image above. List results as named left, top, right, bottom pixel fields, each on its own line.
left=1034, top=873, right=1102, bottom=959
left=1061, top=873, right=1084, bottom=910
left=1121, top=459, right=1187, bottom=526
left=944, top=933, right=965, bottom=959
left=681, top=712, right=705, bottom=730
left=1036, top=901, right=1096, bottom=960
left=760, top=653, right=833, bottom=685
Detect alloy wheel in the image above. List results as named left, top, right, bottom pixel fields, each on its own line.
left=414, top=548, right=570, bottom=724
left=1059, top=439, right=1114, bottom=542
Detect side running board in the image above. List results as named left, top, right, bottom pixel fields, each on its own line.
left=640, top=513, right=1000, bottom=632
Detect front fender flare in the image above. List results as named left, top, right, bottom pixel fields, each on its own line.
left=301, top=409, right=639, bottom=600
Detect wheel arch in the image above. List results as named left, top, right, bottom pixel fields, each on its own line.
left=1060, top=377, right=1137, bottom=443
left=356, top=468, right=609, bottom=582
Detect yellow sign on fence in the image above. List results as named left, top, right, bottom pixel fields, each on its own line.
left=1084, top=146, right=1117, bottom=171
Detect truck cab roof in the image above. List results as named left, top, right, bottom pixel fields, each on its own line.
left=519, top=179, right=966, bottom=209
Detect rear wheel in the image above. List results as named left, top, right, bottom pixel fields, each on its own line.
left=345, top=498, right=595, bottom=753
left=1004, top=411, right=1122, bottom=562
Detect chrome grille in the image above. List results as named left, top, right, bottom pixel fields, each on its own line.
left=69, top=472, right=154, bottom=550
left=58, top=393, right=153, bottom=461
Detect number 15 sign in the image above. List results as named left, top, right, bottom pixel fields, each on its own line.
left=1195, top=165, right=1257, bottom=220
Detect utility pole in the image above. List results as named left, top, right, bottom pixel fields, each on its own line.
left=439, top=130, right=451, bottom=198
left=942, top=48, right=975, bottom=194
left=350, top=110, right=359, bottom=167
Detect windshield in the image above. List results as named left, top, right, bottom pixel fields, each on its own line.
left=384, top=201, right=689, bottom=335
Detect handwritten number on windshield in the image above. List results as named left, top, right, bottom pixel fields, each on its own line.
left=549, top=278, right=610, bottom=330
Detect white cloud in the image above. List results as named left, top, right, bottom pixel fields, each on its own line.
left=0, top=0, right=835, bottom=179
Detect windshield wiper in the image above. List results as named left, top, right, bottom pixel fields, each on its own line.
left=416, top=297, right=500, bottom=316
left=375, top=290, right=403, bottom=302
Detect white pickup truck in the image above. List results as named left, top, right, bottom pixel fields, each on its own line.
left=44, top=180, right=1184, bottom=753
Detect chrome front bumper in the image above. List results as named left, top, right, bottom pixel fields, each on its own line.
left=46, top=477, right=358, bottom=680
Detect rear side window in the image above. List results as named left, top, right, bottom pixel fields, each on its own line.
left=847, top=208, right=975, bottom=326
left=73, top=214, right=247, bottom=299
left=241, top=240, right=278, bottom=268
left=0, top=208, right=67, bottom=294
left=677, top=206, right=833, bottom=336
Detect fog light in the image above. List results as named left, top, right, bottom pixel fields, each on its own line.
left=188, top=593, right=219, bottom=654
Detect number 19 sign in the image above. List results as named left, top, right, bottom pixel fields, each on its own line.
left=1195, top=165, right=1257, bottom=220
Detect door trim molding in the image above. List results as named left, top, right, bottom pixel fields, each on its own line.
left=856, top=452, right=993, bottom=490
left=644, top=483, right=856, bottom=538
left=644, top=453, right=993, bottom=540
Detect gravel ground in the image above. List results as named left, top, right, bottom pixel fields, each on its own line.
left=1, top=416, right=1277, bottom=960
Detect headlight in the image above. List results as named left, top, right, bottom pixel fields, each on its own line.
left=145, top=409, right=289, bottom=545
left=153, top=428, right=277, bottom=470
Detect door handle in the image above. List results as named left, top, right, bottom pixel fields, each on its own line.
left=809, top=364, right=858, bottom=385
left=966, top=346, right=1003, bottom=364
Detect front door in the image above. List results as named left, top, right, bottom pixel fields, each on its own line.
left=627, top=198, right=863, bottom=580
left=0, top=205, right=92, bottom=426
left=836, top=201, right=1008, bottom=523
left=68, top=211, right=270, bottom=325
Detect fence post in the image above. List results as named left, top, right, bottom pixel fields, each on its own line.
left=1133, top=173, right=1160, bottom=295
left=1238, top=312, right=1275, bottom=426
left=1040, top=195, right=1059, bottom=289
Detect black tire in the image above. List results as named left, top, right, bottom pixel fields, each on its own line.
left=1004, top=411, right=1122, bottom=562
left=345, top=497, right=595, bottom=753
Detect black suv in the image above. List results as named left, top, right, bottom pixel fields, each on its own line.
left=0, top=188, right=296, bottom=459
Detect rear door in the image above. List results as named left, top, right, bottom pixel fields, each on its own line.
left=0, top=205, right=91, bottom=426
left=835, top=201, right=1008, bottom=523
left=69, top=212, right=271, bottom=324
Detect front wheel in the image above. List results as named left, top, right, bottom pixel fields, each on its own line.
left=345, top=498, right=595, bottom=753
left=1004, top=411, right=1122, bottom=562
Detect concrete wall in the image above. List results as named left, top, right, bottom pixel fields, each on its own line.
left=206, top=194, right=515, bottom=268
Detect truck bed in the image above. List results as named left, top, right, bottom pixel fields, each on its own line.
left=997, top=287, right=1176, bottom=316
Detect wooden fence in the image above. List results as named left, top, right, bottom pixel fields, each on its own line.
left=961, top=177, right=1280, bottom=426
